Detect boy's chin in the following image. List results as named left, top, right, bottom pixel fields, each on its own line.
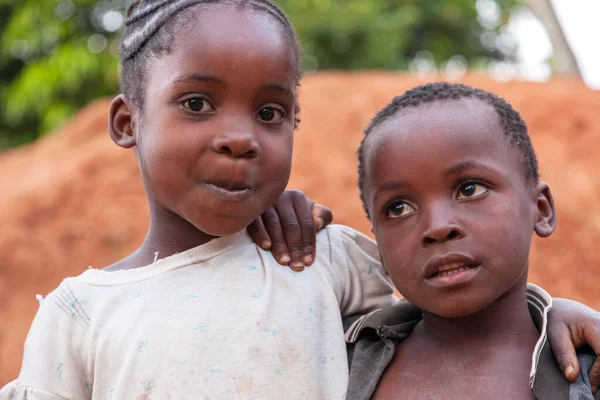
left=416, top=295, right=493, bottom=320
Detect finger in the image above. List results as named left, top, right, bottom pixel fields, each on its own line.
left=311, top=203, right=333, bottom=231
left=261, top=208, right=291, bottom=266
left=247, top=216, right=272, bottom=250
left=547, top=320, right=580, bottom=382
left=290, top=193, right=316, bottom=266
left=274, top=199, right=305, bottom=271
left=582, top=323, right=600, bottom=390
left=589, top=356, right=600, bottom=393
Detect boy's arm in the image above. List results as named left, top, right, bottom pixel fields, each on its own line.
left=252, top=191, right=600, bottom=388
left=2, top=282, right=91, bottom=399
left=547, top=298, right=600, bottom=390
left=247, top=189, right=332, bottom=271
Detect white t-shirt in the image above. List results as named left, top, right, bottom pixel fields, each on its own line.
left=2, top=225, right=397, bottom=400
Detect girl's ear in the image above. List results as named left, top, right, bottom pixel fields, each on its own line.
left=533, top=182, right=556, bottom=238
left=109, top=94, right=137, bottom=148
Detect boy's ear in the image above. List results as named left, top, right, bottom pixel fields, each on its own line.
left=533, top=182, right=556, bottom=238
left=109, top=94, right=137, bottom=148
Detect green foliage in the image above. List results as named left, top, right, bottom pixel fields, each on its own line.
left=0, top=0, right=519, bottom=148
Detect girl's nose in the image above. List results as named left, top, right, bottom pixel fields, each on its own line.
left=212, top=131, right=260, bottom=159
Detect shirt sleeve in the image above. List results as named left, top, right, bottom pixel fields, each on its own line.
left=570, top=353, right=600, bottom=400
left=1, top=280, right=92, bottom=400
left=325, top=224, right=398, bottom=317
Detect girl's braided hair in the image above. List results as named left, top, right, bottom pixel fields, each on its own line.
left=120, top=0, right=302, bottom=116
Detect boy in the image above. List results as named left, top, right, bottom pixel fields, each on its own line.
left=345, top=82, right=599, bottom=399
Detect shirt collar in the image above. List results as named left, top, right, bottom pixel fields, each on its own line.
left=346, top=284, right=566, bottom=394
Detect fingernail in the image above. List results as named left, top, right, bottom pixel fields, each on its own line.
left=280, top=254, right=291, bottom=263
left=261, top=240, right=271, bottom=249
left=316, top=218, right=324, bottom=230
left=291, top=265, right=305, bottom=272
left=304, top=254, right=313, bottom=265
left=565, top=366, right=574, bottom=378
left=291, top=261, right=304, bottom=270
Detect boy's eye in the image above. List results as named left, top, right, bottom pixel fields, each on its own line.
left=456, top=182, right=489, bottom=199
left=257, top=107, right=284, bottom=123
left=182, top=97, right=215, bottom=113
left=385, top=201, right=416, bottom=219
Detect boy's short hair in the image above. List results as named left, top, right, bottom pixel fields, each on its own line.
left=356, top=82, right=539, bottom=217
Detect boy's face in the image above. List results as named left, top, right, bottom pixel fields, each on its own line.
left=131, top=5, right=296, bottom=236
left=363, top=99, right=555, bottom=318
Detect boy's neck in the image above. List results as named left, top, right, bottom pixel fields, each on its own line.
left=417, top=278, right=539, bottom=349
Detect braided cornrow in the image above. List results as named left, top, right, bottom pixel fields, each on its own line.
left=357, top=82, right=539, bottom=218
left=120, top=0, right=302, bottom=112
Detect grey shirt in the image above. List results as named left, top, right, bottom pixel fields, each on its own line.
left=345, top=284, right=599, bottom=400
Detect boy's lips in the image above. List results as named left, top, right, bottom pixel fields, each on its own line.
left=423, top=253, right=480, bottom=279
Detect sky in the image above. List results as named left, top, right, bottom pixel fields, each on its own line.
left=508, top=0, right=600, bottom=89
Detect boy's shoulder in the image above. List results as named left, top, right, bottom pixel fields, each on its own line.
left=345, top=285, right=599, bottom=400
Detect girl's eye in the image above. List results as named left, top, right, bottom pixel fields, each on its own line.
left=456, top=182, right=489, bottom=199
left=385, top=201, right=416, bottom=219
left=182, top=97, right=215, bottom=113
left=257, top=107, right=284, bottom=123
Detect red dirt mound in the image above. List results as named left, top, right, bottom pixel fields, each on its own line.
left=1, top=72, right=599, bottom=384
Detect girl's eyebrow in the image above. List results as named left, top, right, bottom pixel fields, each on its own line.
left=168, top=75, right=293, bottom=99
left=444, top=161, right=500, bottom=177
left=265, top=83, right=294, bottom=99
left=169, top=73, right=225, bottom=86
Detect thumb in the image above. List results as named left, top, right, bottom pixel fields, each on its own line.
left=311, top=203, right=333, bottom=231
left=547, top=323, right=581, bottom=382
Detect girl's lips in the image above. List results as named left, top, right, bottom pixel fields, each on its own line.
left=203, top=182, right=254, bottom=202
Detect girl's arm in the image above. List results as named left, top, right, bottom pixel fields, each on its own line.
left=1, top=281, right=91, bottom=399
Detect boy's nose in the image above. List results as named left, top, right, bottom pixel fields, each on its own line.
left=212, top=131, right=260, bottom=159
left=421, top=204, right=464, bottom=246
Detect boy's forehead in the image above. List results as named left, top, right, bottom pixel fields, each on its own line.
left=364, top=99, right=504, bottom=163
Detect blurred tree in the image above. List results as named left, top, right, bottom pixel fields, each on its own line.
left=0, top=0, right=520, bottom=148
left=525, top=0, right=581, bottom=77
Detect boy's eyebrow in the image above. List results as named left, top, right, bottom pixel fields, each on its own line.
left=170, top=73, right=225, bottom=86
left=373, top=181, right=410, bottom=204
left=445, top=161, right=500, bottom=176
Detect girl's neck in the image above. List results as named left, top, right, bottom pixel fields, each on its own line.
left=129, top=201, right=218, bottom=269
left=417, top=278, right=539, bottom=349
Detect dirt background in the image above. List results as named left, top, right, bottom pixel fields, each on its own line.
left=1, top=72, right=599, bottom=384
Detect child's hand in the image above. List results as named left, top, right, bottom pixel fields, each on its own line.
left=247, top=190, right=333, bottom=272
left=547, top=298, right=600, bottom=391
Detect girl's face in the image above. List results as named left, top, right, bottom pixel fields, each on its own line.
left=135, top=4, right=296, bottom=236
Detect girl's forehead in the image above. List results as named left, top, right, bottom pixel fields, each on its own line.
left=147, top=5, right=296, bottom=90
left=174, top=4, right=288, bottom=49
